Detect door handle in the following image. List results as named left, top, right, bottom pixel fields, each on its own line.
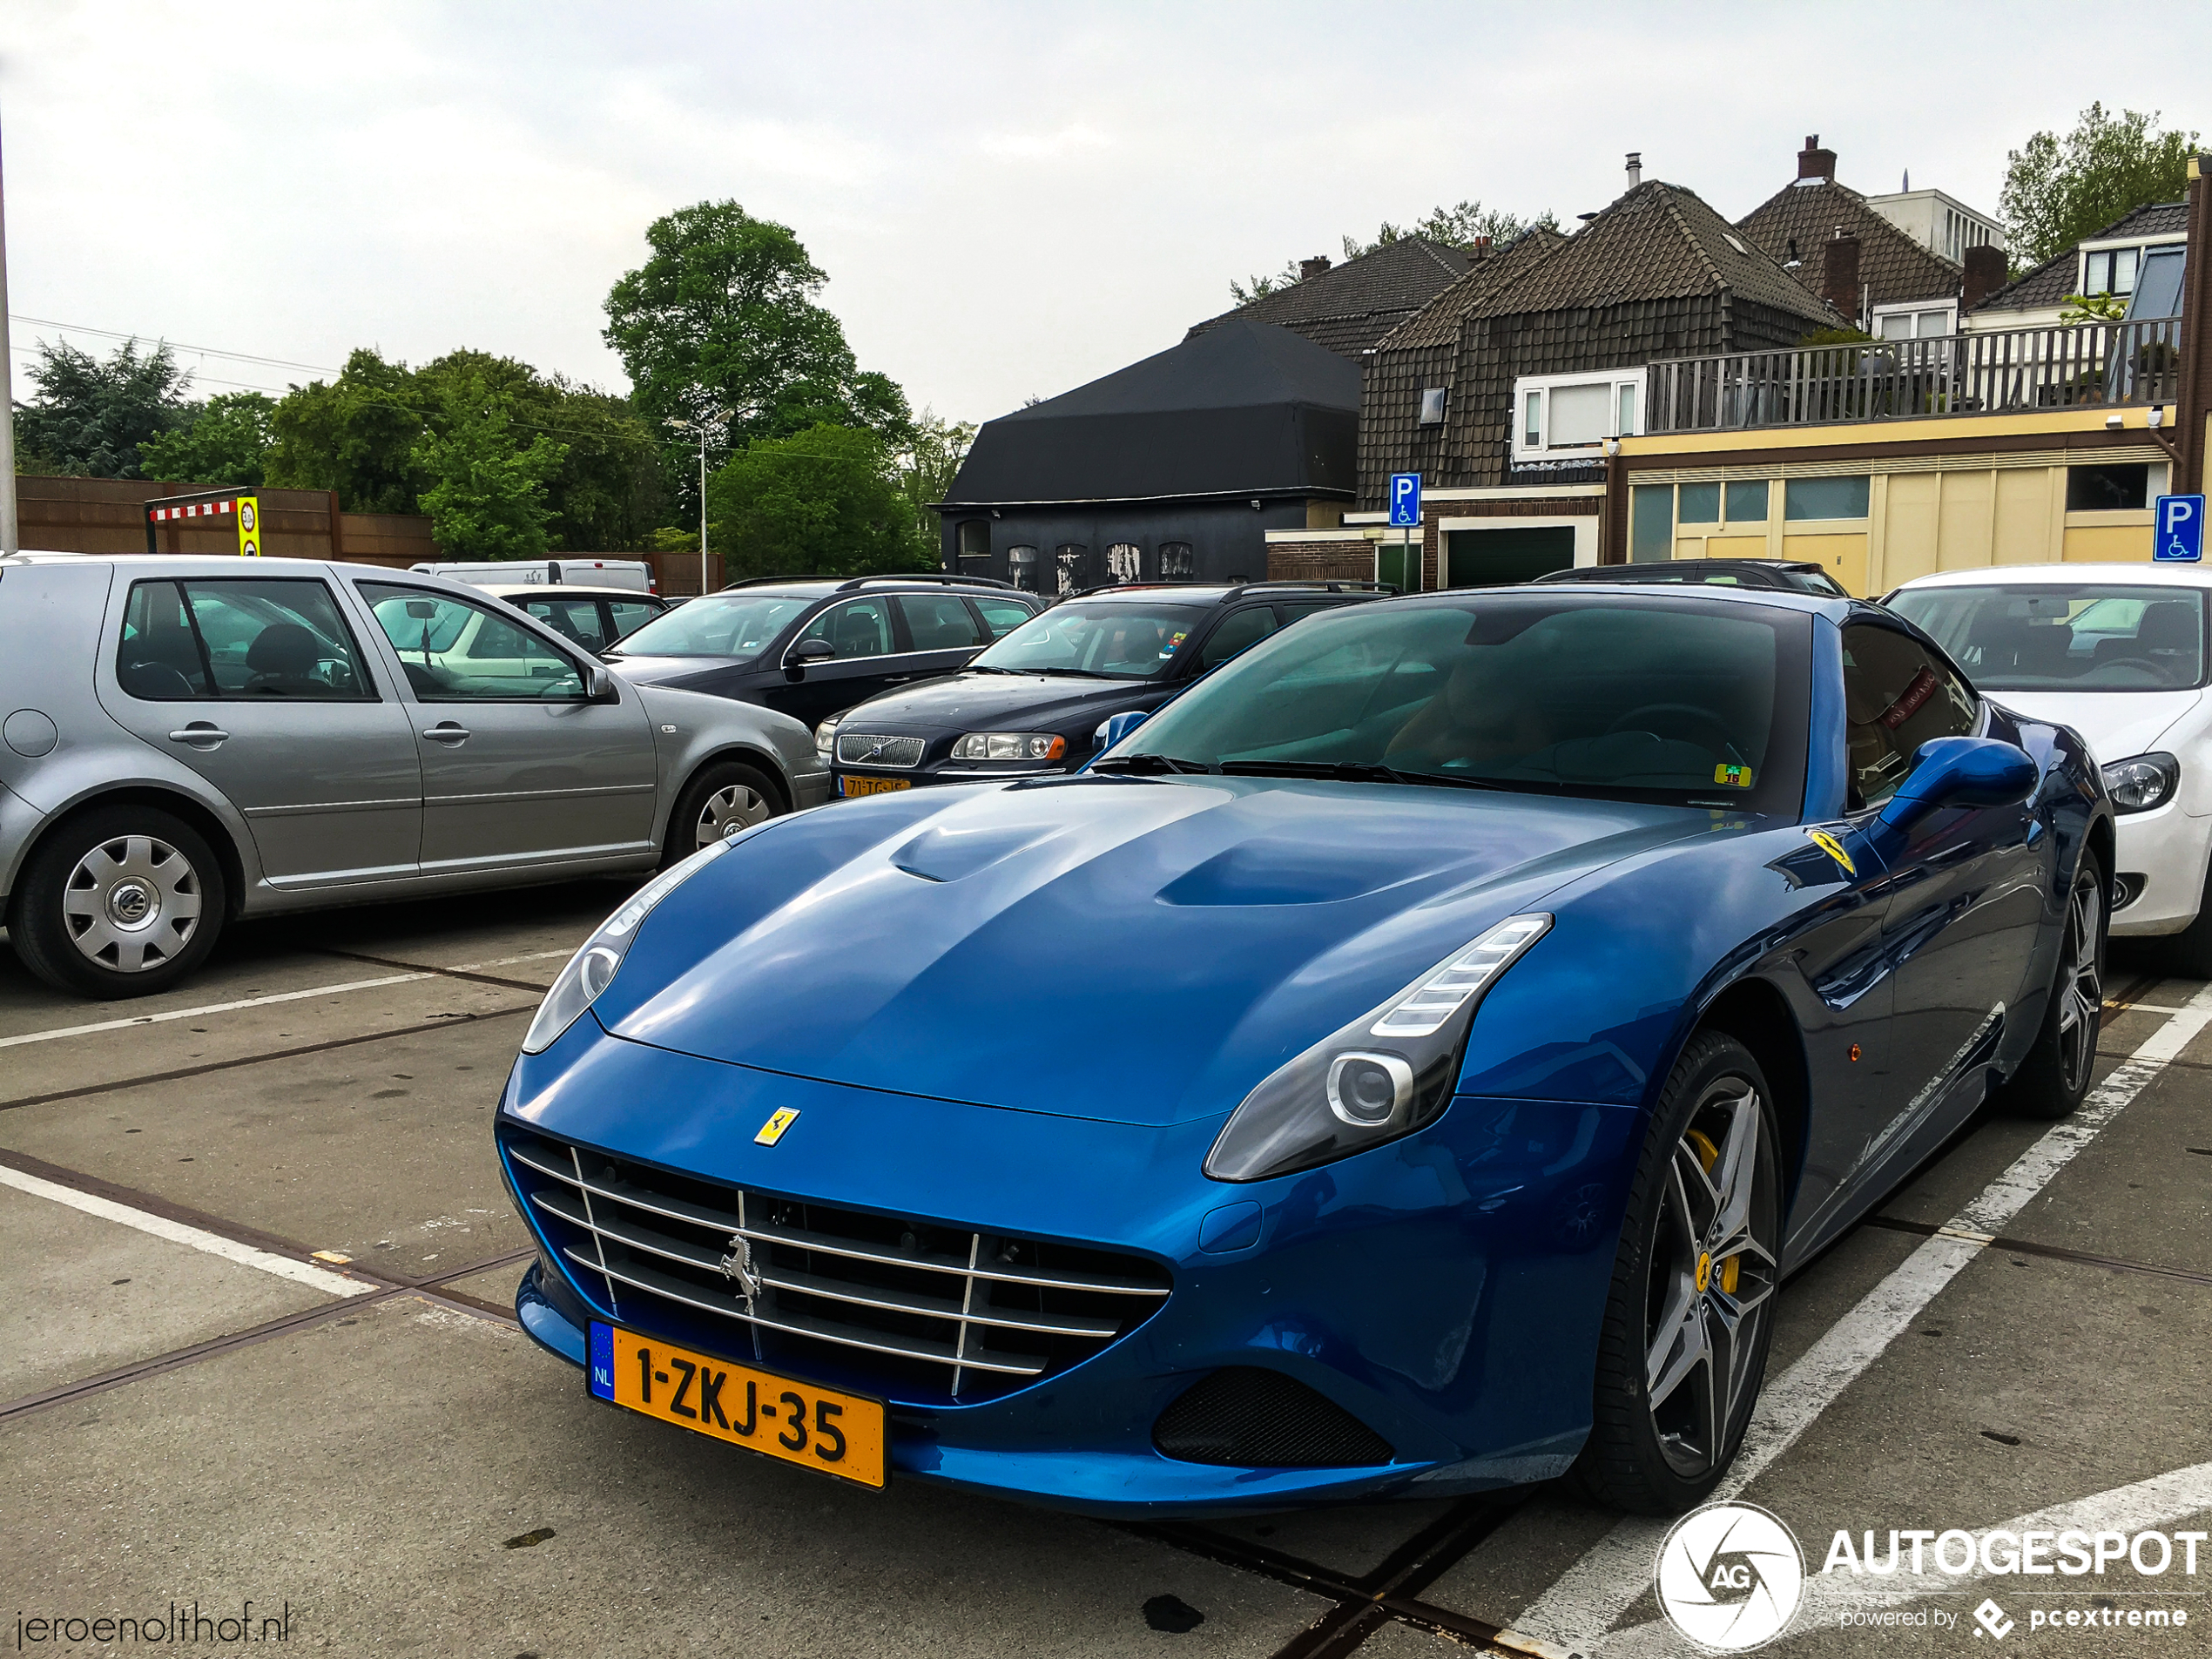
left=167, top=724, right=229, bottom=748
left=421, top=724, right=471, bottom=745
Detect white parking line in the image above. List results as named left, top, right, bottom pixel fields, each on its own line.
left=0, top=948, right=572, bottom=1054
left=1507, top=980, right=2212, bottom=1655
left=0, top=1163, right=373, bottom=1298
left=0, top=974, right=428, bottom=1050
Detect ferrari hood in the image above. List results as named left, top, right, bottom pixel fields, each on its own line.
left=594, top=776, right=1720, bottom=1126
left=1989, top=688, right=2203, bottom=768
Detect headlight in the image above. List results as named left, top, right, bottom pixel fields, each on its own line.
left=952, top=732, right=1067, bottom=762
left=1204, top=914, right=1552, bottom=1183
left=2101, top=751, right=2178, bottom=813
left=814, top=715, right=842, bottom=762
left=521, top=840, right=732, bottom=1055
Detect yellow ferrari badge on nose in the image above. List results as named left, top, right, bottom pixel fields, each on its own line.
left=754, top=1108, right=800, bottom=1146
left=1804, top=827, right=1858, bottom=877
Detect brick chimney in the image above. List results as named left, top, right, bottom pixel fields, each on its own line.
left=1468, top=234, right=1493, bottom=257
left=1798, top=134, right=1837, bottom=183
left=1298, top=256, right=1332, bottom=280
left=1822, top=229, right=1862, bottom=322
left=1961, top=244, right=2007, bottom=313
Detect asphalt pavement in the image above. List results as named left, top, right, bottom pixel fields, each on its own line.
left=3, top=881, right=2208, bottom=1657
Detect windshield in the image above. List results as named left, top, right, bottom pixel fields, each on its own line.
left=971, top=602, right=1209, bottom=679
left=605, top=592, right=815, bottom=660
left=1112, top=596, right=1809, bottom=812
left=1888, top=583, right=2208, bottom=692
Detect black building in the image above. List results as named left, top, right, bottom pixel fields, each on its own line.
left=937, top=319, right=1361, bottom=595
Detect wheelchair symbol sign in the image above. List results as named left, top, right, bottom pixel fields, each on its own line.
left=2155, top=495, right=2204, bottom=563
left=1389, top=474, right=1422, bottom=529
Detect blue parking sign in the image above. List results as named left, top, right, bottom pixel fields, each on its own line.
left=1389, top=473, right=1422, bottom=529
left=2155, top=494, right=2205, bottom=562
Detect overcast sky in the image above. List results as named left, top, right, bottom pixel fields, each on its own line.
left=4, top=2, right=2208, bottom=431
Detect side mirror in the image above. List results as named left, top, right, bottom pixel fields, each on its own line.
left=784, top=637, right=836, bottom=678
left=586, top=664, right=621, bottom=704
left=1094, top=709, right=1148, bottom=753
left=1877, top=736, right=2037, bottom=831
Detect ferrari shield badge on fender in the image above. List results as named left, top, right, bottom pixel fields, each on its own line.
left=1804, top=828, right=1857, bottom=877
left=754, top=1108, right=800, bottom=1146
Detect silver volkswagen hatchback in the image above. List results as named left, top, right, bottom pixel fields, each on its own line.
left=0, top=554, right=829, bottom=998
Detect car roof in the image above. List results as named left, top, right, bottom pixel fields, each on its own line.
left=1889, top=562, right=2212, bottom=591
left=1383, top=581, right=1855, bottom=622
left=1535, top=558, right=1823, bottom=579
left=1058, top=581, right=1392, bottom=607
left=481, top=583, right=663, bottom=600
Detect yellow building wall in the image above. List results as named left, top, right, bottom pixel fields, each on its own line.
left=2063, top=523, right=2156, bottom=561
left=1780, top=533, right=1870, bottom=595
left=1880, top=474, right=1943, bottom=587
left=1992, top=469, right=2060, bottom=566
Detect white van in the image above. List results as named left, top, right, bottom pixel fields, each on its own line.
left=409, top=557, right=657, bottom=595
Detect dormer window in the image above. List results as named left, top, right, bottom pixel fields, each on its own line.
left=2082, top=246, right=2141, bottom=297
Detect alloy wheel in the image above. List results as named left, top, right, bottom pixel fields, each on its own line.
left=1644, top=1078, right=1779, bottom=1479
left=61, top=833, right=204, bottom=973
left=2055, top=872, right=2103, bottom=1096
left=695, top=783, right=772, bottom=850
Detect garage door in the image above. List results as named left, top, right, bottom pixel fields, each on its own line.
left=1445, top=526, right=1576, bottom=587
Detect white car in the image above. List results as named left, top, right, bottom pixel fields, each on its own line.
left=1886, top=563, right=2212, bottom=968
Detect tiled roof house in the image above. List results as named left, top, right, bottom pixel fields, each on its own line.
left=1737, top=136, right=1975, bottom=335
left=1358, top=177, right=1839, bottom=503
left=1971, top=200, right=2191, bottom=328
left=1184, top=237, right=1475, bottom=360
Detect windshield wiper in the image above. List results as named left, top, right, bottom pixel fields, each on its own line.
left=1217, top=759, right=1507, bottom=791
left=965, top=664, right=1022, bottom=675
left=1089, top=753, right=1214, bottom=775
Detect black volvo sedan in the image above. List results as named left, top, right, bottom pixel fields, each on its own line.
left=825, top=581, right=1389, bottom=797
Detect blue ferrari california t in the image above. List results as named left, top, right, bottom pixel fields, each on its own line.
left=497, top=585, right=2109, bottom=1516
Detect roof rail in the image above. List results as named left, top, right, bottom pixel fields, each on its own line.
left=834, top=572, right=1016, bottom=592
left=1220, top=578, right=1397, bottom=602
left=1064, top=580, right=1205, bottom=600
left=719, top=574, right=844, bottom=589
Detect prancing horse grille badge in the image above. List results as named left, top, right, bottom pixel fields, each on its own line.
left=719, top=1234, right=763, bottom=1305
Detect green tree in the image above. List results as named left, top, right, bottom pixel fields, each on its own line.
left=138, top=390, right=277, bottom=485
left=410, top=376, right=569, bottom=560
left=1230, top=200, right=1556, bottom=304
left=705, top=423, right=926, bottom=583
left=14, top=339, right=194, bottom=478
left=265, top=347, right=664, bottom=546
left=894, top=409, right=976, bottom=555
left=265, top=347, right=426, bottom=513
left=2000, top=104, right=2201, bottom=268
left=601, top=200, right=914, bottom=520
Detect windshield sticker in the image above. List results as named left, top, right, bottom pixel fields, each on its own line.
left=1160, top=631, right=1188, bottom=658
left=1878, top=665, right=1939, bottom=730
left=1712, top=763, right=1754, bottom=788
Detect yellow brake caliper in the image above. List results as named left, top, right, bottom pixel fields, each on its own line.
left=1684, top=1129, right=1741, bottom=1295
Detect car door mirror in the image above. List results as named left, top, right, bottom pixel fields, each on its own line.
left=1094, top=709, right=1148, bottom=752
left=586, top=664, right=621, bottom=704
left=785, top=637, right=836, bottom=678
left=1878, top=736, right=2037, bottom=831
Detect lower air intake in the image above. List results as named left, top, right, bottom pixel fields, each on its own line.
left=1152, top=1367, right=1394, bottom=1467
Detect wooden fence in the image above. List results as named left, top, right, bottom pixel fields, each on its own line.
left=10, top=475, right=720, bottom=590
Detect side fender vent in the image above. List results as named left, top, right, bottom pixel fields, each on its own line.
left=1152, top=1367, right=1393, bottom=1468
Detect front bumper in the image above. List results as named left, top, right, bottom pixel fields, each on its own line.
left=2109, top=800, right=2212, bottom=936
left=498, top=1019, right=1635, bottom=1516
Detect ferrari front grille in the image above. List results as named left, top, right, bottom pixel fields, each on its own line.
left=501, top=1127, right=1170, bottom=1404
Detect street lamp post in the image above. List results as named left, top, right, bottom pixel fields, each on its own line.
left=669, top=410, right=731, bottom=596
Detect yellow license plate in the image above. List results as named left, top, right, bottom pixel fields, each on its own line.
left=840, top=774, right=912, bottom=797
left=589, top=1322, right=887, bottom=1489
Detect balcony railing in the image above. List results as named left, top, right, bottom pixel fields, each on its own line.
left=1643, top=316, right=2184, bottom=435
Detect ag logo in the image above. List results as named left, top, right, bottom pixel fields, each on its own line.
left=1655, top=1501, right=1804, bottom=1651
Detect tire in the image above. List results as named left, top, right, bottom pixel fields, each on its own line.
left=10, top=806, right=227, bottom=999
left=1572, top=1031, right=1783, bottom=1514
left=664, top=759, right=784, bottom=868
left=1995, top=851, right=2106, bottom=1120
